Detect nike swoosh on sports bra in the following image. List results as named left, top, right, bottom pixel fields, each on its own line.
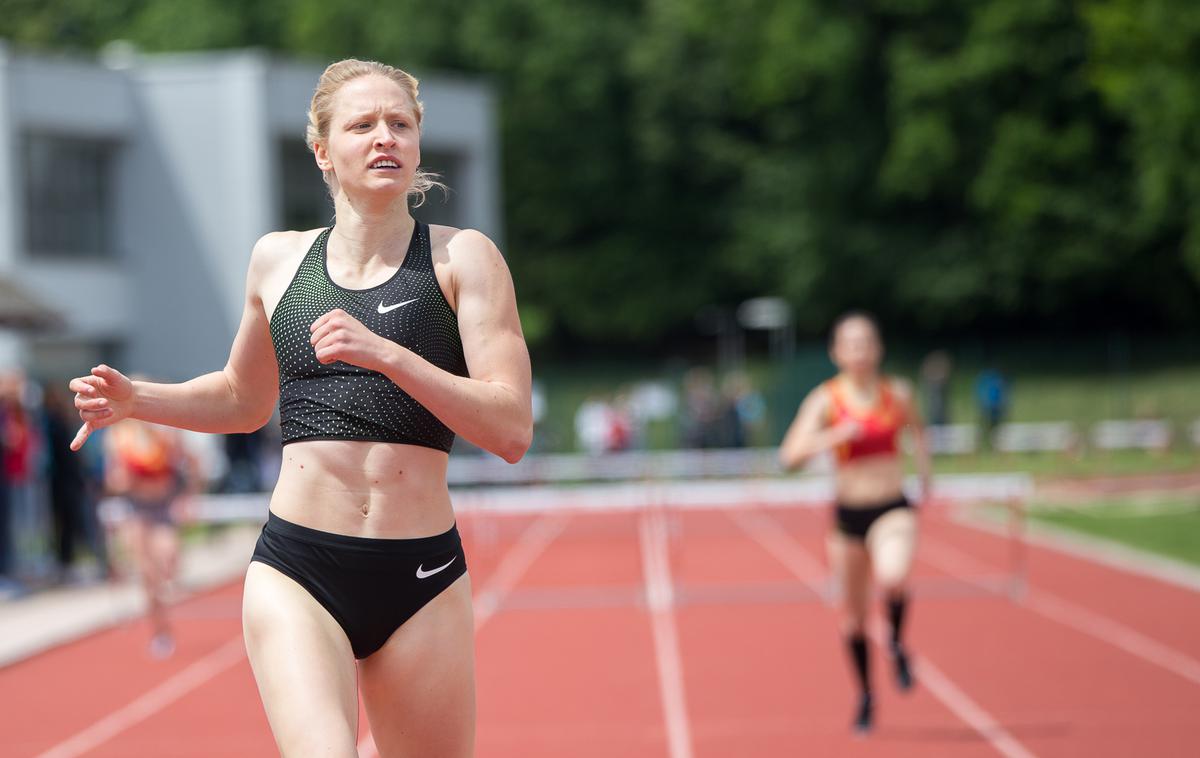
left=269, top=221, right=467, bottom=451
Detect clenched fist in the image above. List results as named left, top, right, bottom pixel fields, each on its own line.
left=310, top=309, right=390, bottom=371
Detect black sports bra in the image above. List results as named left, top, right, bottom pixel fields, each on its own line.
left=269, top=222, right=467, bottom=451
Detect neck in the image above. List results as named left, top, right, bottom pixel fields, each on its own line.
left=842, top=372, right=878, bottom=392
left=330, top=191, right=414, bottom=264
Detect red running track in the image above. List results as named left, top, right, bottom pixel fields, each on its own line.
left=1, top=503, right=1198, bottom=757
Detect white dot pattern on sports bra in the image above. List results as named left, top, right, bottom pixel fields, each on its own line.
left=269, top=222, right=467, bottom=450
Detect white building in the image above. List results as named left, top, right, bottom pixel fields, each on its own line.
left=0, top=43, right=502, bottom=382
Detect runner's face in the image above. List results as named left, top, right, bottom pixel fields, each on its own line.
left=832, top=318, right=882, bottom=377
left=317, top=75, right=420, bottom=198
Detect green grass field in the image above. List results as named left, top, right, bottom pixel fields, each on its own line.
left=928, top=449, right=1199, bottom=479
left=1029, top=497, right=1200, bottom=567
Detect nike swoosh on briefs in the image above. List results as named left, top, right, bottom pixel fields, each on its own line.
left=377, top=298, right=418, bottom=314
left=415, top=556, right=457, bottom=579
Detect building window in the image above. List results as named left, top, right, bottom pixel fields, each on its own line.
left=279, top=139, right=333, bottom=232
left=29, top=338, right=124, bottom=384
left=24, top=134, right=117, bottom=258
left=416, top=150, right=463, bottom=228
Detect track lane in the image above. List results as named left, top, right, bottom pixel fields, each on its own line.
left=674, top=508, right=1013, bottom=758
left=7, top=498, right=1198, bottom=758
left=473, top=511, right=666, bottom=758
left=763, top=506, right=1200, bottom=757
left=0, top=581, right=253, bottom=758
left=926, top=513, right=1200, bottom=660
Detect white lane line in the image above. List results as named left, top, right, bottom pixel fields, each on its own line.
left=358, top=512, right=569, bottom=756
left=732, top=509, right=1040, bottom=758
left=639, top=509, right=695, bottom=758
left=473, top=512, right=570, bottom=631
left=898, top=648, right=1038, bottom=758
left=34, top=636, right=246, bottom=758
left=726, top=510, right=832, bottom=604
left=920, top=536, right=1200, bottom=687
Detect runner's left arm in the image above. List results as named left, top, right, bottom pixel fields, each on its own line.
left=894, top=379, right=933, bottom=503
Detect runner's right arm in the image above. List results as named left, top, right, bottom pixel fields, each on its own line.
left=778, top=387, right=860, bottom=471
left=70, top=236, right=283, bottom=450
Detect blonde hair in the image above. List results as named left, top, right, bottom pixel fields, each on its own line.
left=305, top=58, right=445, bottom=207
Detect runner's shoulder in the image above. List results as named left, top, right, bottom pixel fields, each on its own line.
left=248, top=228, right=325, bottom=282
left=430, top=225, right=503, bottom=266
left=801, top=381, right=833, bottom=415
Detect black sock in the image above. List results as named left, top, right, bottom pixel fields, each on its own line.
left=888, top=594, right=908, bottom=648
left=847, top=634, right=870, bottom=695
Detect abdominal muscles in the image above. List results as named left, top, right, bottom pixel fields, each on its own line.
left=833, top=455, right=906, bottom=507
left=269, top=439, right=455, bottom=538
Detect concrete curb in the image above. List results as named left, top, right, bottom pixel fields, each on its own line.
left=0, top=524, right=261, bottom=669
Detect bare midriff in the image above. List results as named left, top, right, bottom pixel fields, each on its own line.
left=269, top=439, right=453, bottom=539
left=125, top=472, right=178, bottom=503
left=833, top=455, right=905, bottom=508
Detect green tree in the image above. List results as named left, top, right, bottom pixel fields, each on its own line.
left=1084, top=0, right=1200, bottom=305
left=3, top=0, right=1198, bottom=348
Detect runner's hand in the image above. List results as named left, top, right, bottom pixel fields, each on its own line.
left=828, top=420, right=863, bottom=445
left=310, top=309, right=389, bottom=371
left=68, top=365, right=134, bottom=451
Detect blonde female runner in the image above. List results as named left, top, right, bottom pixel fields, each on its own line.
left=71, top=59, right=532, bottom=757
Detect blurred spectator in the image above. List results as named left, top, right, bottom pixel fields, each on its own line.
left=717, top=372, right=766, bottom=448
left=608, top=390, right=636, bottom=452
left=713, top=387, right=745, bottom=448
left=76, top=425, right=113, bottom=580
left=574, top=393, right=636, bottom=454
left=680, top=368, right=721, bottom=448
left=920, top=350, right=953, bottom=426
left=42, top=386, right=89, bottom=581
left=179, top=429, right=227, bottom=493
left=0, top=378, right=13, bottom=595
left=2, top=371, right=46, bottom=581
left=975, top=368, right=1010, bottom=446
left=223, top=430, right=263, bottom=493
left=628, top=381, right=677, bottom=424
left=255, top=415, right=283, bottom=489
left=575, top=395, right=612, bottom=454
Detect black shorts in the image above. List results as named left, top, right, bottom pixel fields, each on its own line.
left=250, top=512, right=467, bottom=659
left=127, top=495, right=176, bottom=527
left=835, top=496, right=912, bottom=541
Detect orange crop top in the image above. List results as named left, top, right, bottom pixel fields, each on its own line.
left=112, top=423, right=176, bottom=479
left=825, top=377, right=903, bottom=462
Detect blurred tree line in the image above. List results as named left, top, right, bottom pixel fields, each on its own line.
left=4, top=0, right=1199, bottom=350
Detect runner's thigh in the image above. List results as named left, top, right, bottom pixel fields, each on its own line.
left=867, top=507, right=918, bottom=590
left=360, top=573, right=476, bottom=758
left=242, top=561, right=359, bottom=758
